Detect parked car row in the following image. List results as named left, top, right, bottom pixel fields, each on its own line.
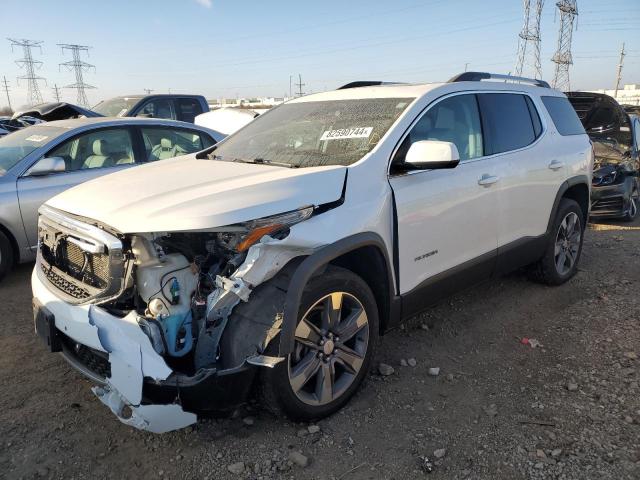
left=6, top=94, right=210, bottom=133
left=27, top=72, right=594, bottom=433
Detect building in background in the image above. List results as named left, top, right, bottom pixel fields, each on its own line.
left=588, top=84, right=640, bottom=106
left=207, top=96, right=289, bottom=109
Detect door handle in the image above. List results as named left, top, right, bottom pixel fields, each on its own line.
left=478, top=174, right=499, bottom=187
left=548, top=160, right=565, bottom=170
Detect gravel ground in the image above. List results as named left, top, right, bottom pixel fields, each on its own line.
left=1, top=217, right=639, bottom=480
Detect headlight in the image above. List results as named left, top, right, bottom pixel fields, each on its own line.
left=600, top=171, right=617, bottom=185
left=216, top=206, right=314, bottom=252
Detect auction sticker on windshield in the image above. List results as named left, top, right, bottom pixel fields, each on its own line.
left=320, top=127, right=373, bottom=141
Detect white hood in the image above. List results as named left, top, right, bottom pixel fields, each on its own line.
left=46, top=155, right=347, bottom=233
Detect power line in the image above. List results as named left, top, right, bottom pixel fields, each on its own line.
left=2, top=76, right=12, bottom=110
left=7, top=38, right=46, bottom=106
left=58, top=43, right=96, bottom=108
left=515, top=0, right=545, bottom=79
left=614, top=42, right=625, bottom=98
left=551, top=0, right=578, bottom=91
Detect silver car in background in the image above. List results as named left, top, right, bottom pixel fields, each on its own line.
left=0, top=117, right=224, bottom=280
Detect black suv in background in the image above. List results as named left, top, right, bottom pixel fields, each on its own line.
left=92, top=94, right=210, bottom=123
left=567, top=92, right=640, bottom=221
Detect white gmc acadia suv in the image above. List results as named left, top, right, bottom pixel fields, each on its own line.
left=32, top=72, right=593, bottom=433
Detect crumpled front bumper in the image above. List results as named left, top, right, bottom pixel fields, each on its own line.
left=32, top=268, right=256, bottom=433
left=590, top=183, right=629, bottom=218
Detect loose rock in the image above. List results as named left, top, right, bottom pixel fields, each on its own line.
left=289, top=451, right=309, bottom=468
left=407, top=358, right=417, bottom=367
left=378, top=363, right=395, bottom=376
left=428, top=367, right=440, bottom=376
left=433, top=448, right=446, bottom=459
left=227, top=462, right=245, bottom=475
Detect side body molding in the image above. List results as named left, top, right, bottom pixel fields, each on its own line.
left=279, top=232, right=398, bottom=356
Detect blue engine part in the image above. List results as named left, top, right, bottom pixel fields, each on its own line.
left=161, top=310, right=193, bottom=357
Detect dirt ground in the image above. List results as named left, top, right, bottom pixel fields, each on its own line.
left=1, top=217, right=639, bottom=480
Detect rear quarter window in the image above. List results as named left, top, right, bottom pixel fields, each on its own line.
left=542, top=96, right=585, bottom=136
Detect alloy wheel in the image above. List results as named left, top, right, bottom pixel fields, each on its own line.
left=629, top=190, right=638, bottom=219
left=288, top=292, right=369, bottom=406
left=554, top=212, right=581, bottom=276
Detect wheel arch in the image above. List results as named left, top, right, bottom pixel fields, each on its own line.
left=547, top=176, right=590, bottom=234
left=279, top=232, right=399, bottom=357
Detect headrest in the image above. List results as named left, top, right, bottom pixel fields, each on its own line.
left=160, top=138, right=173, bottom=150
left=435, top=107, right=455, bottom=130
left=92, top=139, right=111, bottom=156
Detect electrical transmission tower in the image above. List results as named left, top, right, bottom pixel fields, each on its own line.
left=614, top=42, right=625, bottom=99
left=551, top=0, right=578, bottom=90
left=58, top=44, right=96, bottom=107
left=7, top=38, right=46, bottom=105
left=295, top=74, right=305, bottom=97
left=52, top=84, right=62, bottom=102
left=2, top=76, right=12, bottom=110
left=515, top=0, right=545, bottom=79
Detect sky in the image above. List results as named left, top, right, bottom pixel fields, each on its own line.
left=1, top=0, right=639, bottom=109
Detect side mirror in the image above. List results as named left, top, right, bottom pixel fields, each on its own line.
left=26, top=157, right=66, bottom=176
left=405, top=140, right=460, bottom=170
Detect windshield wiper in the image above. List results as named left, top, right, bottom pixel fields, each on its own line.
left=245, top=158, right=297, bottom=168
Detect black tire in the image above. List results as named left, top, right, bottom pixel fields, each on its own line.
left=0, top=230, right=14, bottom=282
left=622, top=187, right=638, bottom=222
left=260, top=265, right=379, bottom=421
left=530, top=198, right=584, bottom=285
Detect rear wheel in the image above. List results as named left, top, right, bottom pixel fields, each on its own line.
left=623, top=188, right=638, bottom=222
left=0, top=230, right=14, bottom=282
left=531, top=198, right=584, bottom=285
left=261, top=265, right=378, bottom=420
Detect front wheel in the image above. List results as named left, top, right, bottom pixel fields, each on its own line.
left=0, top=230, right=14, bottom=282
left=530, top=198, right=584, bottom=285
left=260, top=265, right=379, bottom=421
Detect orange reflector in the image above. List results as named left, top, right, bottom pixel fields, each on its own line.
left=236, top=224, right=284, bottom=252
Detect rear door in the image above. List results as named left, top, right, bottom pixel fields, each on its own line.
left=17, top=127, right=137, bottom=247
left=389, top=93, right=500, bottom=309
left=476, top=93, right=557, bottom=249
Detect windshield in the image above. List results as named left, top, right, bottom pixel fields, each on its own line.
left=92, top=97, right=141, bottom=117
left=209, top=98, right=414, bottom=168
left=0, top=126, right=66, bottom=176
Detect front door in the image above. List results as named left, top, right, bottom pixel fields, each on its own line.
left=388, top=93, right=500, bottom=309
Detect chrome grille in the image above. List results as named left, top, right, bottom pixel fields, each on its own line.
left=37, top=206, right=127, bottom=305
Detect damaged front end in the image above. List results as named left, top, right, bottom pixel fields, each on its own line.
left=34, top=205, right=315, bottom=433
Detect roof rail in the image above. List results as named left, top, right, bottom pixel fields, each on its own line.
left=448, top=72, right=550, bottom=89
left=338, top=81, right=404, bottom=89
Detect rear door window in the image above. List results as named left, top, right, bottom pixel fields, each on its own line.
left=140, top=127, right=208, bottom=161
left=135, top=99, right=176, bottom=120
left=541, top=96, right=585, bottom=136
left=177, top=98, right=204, bottom=123
left=478, top=93, right=537, bottom=155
